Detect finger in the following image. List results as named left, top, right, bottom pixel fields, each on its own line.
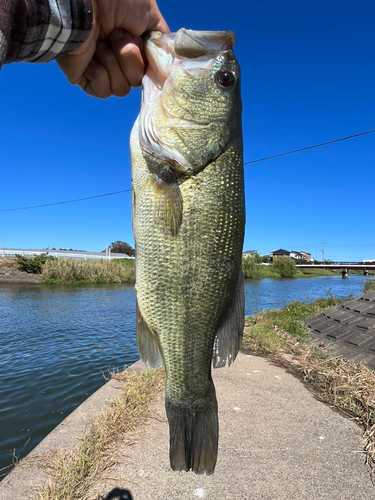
left=95, top=39, right=131, bottom=97
left=82, top=58, right=112, bottom=99
left=109, top=30, right=145, bottom=88
left=146, top=0, right=170, bottom=34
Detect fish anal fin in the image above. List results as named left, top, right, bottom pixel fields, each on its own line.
left=136, top=299, right=163, bottom=369
left=150, top=167, right=183, bottom=236
left=213, top=269, right=244, bottom=368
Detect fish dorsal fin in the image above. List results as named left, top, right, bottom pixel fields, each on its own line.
left=136, top=299, right=164, bottom=369
left=150, top=166, right=183, bottom=236
left=212, top=269, right=244, bottom=368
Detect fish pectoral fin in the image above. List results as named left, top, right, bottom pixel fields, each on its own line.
left=213, top=269, right=244, bottom=368
left=150, top=167, right=183, bottom=236
left=136, top=300, right=163, bottom=369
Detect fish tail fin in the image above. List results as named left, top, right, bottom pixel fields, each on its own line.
left=165, top=383, right=218, bottom=474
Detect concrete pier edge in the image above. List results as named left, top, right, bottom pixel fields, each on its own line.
left=0, top=359, right=147, bottom=499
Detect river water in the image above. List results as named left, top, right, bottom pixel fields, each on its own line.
left=0, top=275, right=365, bottom=478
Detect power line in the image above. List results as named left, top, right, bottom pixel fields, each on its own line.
left=243, top=129, right=375, bottom=165
left=1, top=128, right=375, bottom=213
left=324, top=243, right=375, bottom=248
left=0, top=190, right=131, bottom=213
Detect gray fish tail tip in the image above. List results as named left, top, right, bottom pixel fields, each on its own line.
left=165, top=389, right=218, bottom=474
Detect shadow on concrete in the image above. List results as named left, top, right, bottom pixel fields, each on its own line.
left=102, top=488, right=133, bottom=500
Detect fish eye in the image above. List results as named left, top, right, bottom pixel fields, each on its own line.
left=217, top=69, right=235, bottom=88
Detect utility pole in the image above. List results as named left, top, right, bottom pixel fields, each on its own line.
left=322, top=243, right=325, bottom=265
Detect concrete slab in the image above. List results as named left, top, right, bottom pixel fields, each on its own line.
left=306, top=292, right=375, bottom=369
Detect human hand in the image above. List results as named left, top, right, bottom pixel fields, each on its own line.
left=56, top=0, right=169, bottom=98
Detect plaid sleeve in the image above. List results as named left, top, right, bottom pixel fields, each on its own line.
left=0, top=0, right=93, bottom=67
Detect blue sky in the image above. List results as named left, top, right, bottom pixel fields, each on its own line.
left=0, top=0, right=374, bottom=261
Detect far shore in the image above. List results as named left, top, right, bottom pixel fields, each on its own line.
left=0, top=256, right=370, bottom=286
left=0, top=267, right=40, bottom=284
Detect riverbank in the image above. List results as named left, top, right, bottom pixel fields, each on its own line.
left=3, top=295, right=375, bottom=498
left=0, top=257, right=135, bottom=284
left=0, top=256, right=367, bottom=285
left=243, top=261, right=371, bottom=279
left=0, top=258, right=40, bottom=283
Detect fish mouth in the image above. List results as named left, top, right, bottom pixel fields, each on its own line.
left=144, top=28, right=236, bottom=88
left=139, top=29, right=237, bottom=173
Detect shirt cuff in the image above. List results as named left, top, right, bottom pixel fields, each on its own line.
left=4, top=0, right=93, bottom=64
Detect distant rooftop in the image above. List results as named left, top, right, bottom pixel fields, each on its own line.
left=271, top=249, right=290, bottom=255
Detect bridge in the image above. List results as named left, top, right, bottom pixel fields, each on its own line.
left=296, top=262, right=375, bottom=278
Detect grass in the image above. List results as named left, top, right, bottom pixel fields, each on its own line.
left=297, top=268, right=370, bottom=278
left=364, top=278, right=375, bottom=293
left=35, top=367, right=165, bottom=500
left=41, top=259, right=135, bottom=284
left=0, top=257, right=17, bottom=268
left=242, top=297, right=375, bottom=473
left=242, top=258, right=344, bottom=280
left=114, top=258, right=136, bottom=270
left=295, top=268, right=339, bottom=277
left=242, top=296, right=342, bottom=353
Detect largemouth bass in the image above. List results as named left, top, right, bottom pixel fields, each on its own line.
left=130, top=28, right=245, bottom=474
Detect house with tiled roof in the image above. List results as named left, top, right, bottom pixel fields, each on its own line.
left=271, top=249, right=290, bottom=259
left=271, top=249, right=312, bottom=262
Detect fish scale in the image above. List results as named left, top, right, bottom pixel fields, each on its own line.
left=131, top=28, right=244, bottom=474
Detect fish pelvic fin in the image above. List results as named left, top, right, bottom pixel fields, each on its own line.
left=166, top=382, right=218, bottom=474
left=213, top=269, right=244, bottom=368
left=150, top=166, right=183, bottom=237
left=136, top=299, right=163, bottom=369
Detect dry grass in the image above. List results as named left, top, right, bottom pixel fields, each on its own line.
left=41, top=259, right=135, bottom=284
left=0, top=257, right=17, bottom=268
left=243, top=306, right=375, bottom=474
left=36, top=367, right=165, bottom=500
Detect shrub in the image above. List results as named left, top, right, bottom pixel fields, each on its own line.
left=242, top=256, right=263, bottom=279
left=15, top=254, right=55, bottom=274
left=271, top=257, right=297, bottom=277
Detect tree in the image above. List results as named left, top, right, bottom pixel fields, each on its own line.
left=109, top=241, right=135, bottom=257
left=272, top=256, right=297, bottom=277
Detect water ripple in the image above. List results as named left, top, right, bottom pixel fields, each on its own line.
left=0, top=283, right=138, bottom=477
left=0, top=276, right=365, bottom=479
